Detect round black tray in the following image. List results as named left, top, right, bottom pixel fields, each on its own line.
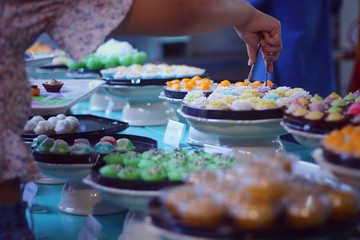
left=91, top=162, right=184, bottom=191
left=149, top=197, right=360, bottom=240
left=181, top=105, right=283, bottom=120
left=104, top=75, right=206, bottom=86
left=282, top=114, right=350, bottom=134
left=23, top=114, right=129, bottom=141
left=322, top=147, right=360, bottom=169
left=32, top=133, right=157, bottom=165
left=163, top=88, right=213, bottom=100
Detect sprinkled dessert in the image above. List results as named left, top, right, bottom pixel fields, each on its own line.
left=98, top=149, right=236, bottom=182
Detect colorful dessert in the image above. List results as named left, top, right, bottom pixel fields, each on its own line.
left=42, top=78, right=64, bottom=92
left=115, top=138, right=135, bottom=151
left=94, top=141, right=115, bottom=154
left=50, top=139, right=71, bottom=154
left=183, top=82, right=309, bottom=111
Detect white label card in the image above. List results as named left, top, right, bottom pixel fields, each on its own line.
left=203, top=144, right=234, bottom=157
left=78, top=215, right=102, bottom=240
left=163, top=120, right=186, bottom=148
left=22, top=182, right=38, bottom=208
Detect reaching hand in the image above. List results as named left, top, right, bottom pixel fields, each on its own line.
left=234, top=7, right=282, bottom=72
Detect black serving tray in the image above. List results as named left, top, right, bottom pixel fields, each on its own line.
left=163, top=88, right=213, bottom=100
left=32, top=133, right=157, bottom=164
left=91, top=161, right=184, bottom=191
left=23, top=114, right=129, bottom=141
left=104, top=77, right=204, bottom=86
left=148, top=197, right=360, bottom=240
left=322, top=147, right=360, bottom=169
left=282, top=114, right=350, bottom=135
left=181, top=105, right=283, bottom=120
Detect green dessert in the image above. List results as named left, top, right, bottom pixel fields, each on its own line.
left=36, top=138, right=55, bottom=153
left=31, top=134, right=48, bottom=149
left=50, top=139, right=71, bottom=154
left=117, top=167, right=141, bottom=180
left=99, top=164, right=123, bottom=178
left=141, top=167, right=167, bottom=181
left=122, top=151, right=142, bottom=167
left=99, top=149, right=237, bottom=182
left=115, top=138, right=135, bottom=152
left=103, top=152, right=124, bottom=165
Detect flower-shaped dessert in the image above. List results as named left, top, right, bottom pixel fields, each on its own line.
left=42, top=78, right=64, bottom=92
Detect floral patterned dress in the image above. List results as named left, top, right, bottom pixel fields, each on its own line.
left=0, top=0, right=132, bottom=182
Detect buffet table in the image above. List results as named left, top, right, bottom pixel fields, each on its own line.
left=28, top=100, right=318, bottom=240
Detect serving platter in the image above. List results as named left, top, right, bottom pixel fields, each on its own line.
left=31, top=79, right=104, bottom=115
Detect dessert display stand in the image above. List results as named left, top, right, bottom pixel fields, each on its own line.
left=36, top=161, right=124, bottom=215
left=178, top=108, right=286, bottom=158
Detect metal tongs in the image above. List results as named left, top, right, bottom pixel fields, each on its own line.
left=246, top=44, right=261, bottom=84
left=246, top=43, right=272, bottom=87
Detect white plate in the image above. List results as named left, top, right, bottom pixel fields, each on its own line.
left=36, top=161, right=95, bottom=181
left=312, top=148, right=360, bottom=190
left=83, top=176, right=158, bottom=211
left=178, top=109, right=284, bottom=139
left=31, top=79, right=104, bottom=115
left=281, top=121, right=324, bottom=148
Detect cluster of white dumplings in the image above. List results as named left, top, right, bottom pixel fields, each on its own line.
left=24, top=114, right=80, bottom=135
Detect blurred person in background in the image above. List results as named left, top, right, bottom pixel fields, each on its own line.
left=247, top=0, right=343, bottom=97
left=1, top=0, right=281, bottom=239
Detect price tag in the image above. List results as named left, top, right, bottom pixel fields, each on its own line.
left=203, top=144, right=234, bottom=157
left=78, top=215, right=102, bottom=240
left=163, top=120, right=186, bottom=147
left=22, top=182, right=38, bottom=208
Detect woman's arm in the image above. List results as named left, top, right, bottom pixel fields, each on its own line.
left=112, top=0, right=281, bottom=66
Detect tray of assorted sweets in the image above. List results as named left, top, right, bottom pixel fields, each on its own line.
left=148, top=154, right=360, bottom=240
left=31, top=133, right=157, bottom=164
left=90, top=149, right=237, bottom=191
left=22, top=114, right=129, bottom=141
left=179, top=83, right=309, bottom=121
left=282, top=92, right=360, bottom=134
left=102, top=63, right=206, bottom=86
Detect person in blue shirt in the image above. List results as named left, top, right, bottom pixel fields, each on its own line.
left=247, top=0, right=342, bottom=97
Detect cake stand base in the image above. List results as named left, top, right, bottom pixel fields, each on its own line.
left=58, top=181, right=126, bottom=216
left=219, top=137, right=284, bottom=160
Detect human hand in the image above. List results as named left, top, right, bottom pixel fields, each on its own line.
left=234, top=8, right=282, bottom=72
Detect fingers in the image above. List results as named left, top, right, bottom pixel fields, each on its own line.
left=260, top=32, right=282, bottom=62
left=247, top=43, right=258, bottom=66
